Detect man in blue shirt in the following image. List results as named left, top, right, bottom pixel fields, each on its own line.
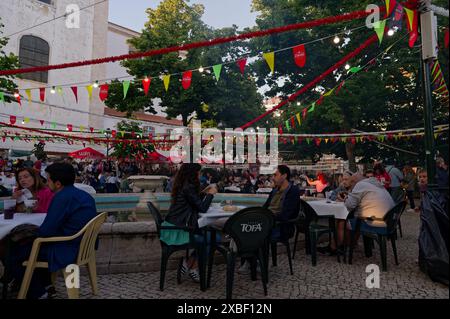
left=11, top=163, right=97, bottom=299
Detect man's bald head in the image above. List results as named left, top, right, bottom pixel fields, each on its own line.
left=350, top=172, right=365, bottom=189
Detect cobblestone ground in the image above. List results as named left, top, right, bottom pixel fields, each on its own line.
left=48, top=210, right=449, bottom=299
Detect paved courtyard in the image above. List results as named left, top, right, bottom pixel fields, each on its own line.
left=46, top=209, right=448, bottom=299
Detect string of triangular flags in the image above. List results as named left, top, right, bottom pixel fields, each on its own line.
left=2, top=125, right=447, bottom=148
left=1, top=115, right=177, bottom=140
left=0, top=35, right=313, bottom=106
left=429, top=59, right=449, bottom=104
left=277, top=130, right=447, bottom=146
left=281, top=55, right=377, bottom=134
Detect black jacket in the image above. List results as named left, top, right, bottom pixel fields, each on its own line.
left=165, top=182, right=213, bottom=230
left=263, top=182, right=300, bottom=239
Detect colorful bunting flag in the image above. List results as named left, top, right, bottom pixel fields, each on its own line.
left=213, top=64, right=222, bottom=81
left=237, top=58, right=247, bottom=74
left=290, top=117, right=295, bottom=129
left=293, top=44, right=306, bottom=68
left=316, top=95, right=324, bottom=105
left=24, top=117, right=30, bottom=124
left=385, top=0, right=397, bottom=17
left=85, top=85, right=93, bottom=100
left=347, top=66, right=362, bottom=74
left=90, top=127, right=94, bottom=133
left=324, top=89, right=334, bottom=97
left=163, top=75, right=171, bottom=91
left=392, top=3, right=404, bottom=30
left=373, top=19, right=387, bottom=44
left=285, top=120, right=290, bottom=131
left=71, top=86, right=78, bottom=103
left=39, top=88, right=45, bottom=102
left=52, top=122, right=57, bottom=129
left=79, top=125, right=85, bottom=132
left=315, top=138, right=321, bottom=146
left=335, top=81, right=345, bottom=95
left=123, top=80, right=130, bottom=99
left=56, top=86, right=63, bottom=96
left=302, top=108, right=308, bottom=119
left=296, top=113, right=302, bottom=126
left=67, top=124, right=73, bottom=132
left=99, top=84, right=109, bottom=101
left=25, top=89, right=32, bottom=103
left=0, top=92, right=4, bottom=103
left=39, top=120, right=44, bottom=126
left=142, top=77, right=151, bottom=95
left=15, top=92, right=21, bottom=106
left=404, top=7, right=418, bottom=48
left=10, top=115, right=16, bottom=125
left=182, top=71, right=193, bottom=90
left=308, top=102, right=316, bottom=113
left=263, top=52, right=275, bottom=74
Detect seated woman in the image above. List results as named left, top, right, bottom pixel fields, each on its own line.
left=11, top=168, right=54, bottom=214
left=161, top=163, right=217, bottom=283
left=303, top=172, right=330, bottom=197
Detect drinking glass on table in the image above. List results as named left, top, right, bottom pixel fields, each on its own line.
left=3, top=199, right=16, bottom=220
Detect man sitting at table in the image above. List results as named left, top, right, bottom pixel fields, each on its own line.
left=263, top=165, right=300, bottom=240
left=337, top=172, right=395, bottom=248
left=10, top=162, right=98, bottom=299
left=239, top=165, right=300, bottom=274
left=341, top=172, right=395, bottom=219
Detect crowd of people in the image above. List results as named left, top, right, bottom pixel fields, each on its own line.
left=1, top=152, right=448, bottom=297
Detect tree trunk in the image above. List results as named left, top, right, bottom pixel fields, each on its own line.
left=345, top=142, right=357, bottom=172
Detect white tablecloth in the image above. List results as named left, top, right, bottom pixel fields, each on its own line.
left=256, top=188, right=272, bottom=193
left=307, top=199, right=349, bottom=220
left=198, top=205, right=246, bottom=228
left=224, top=186, right=241, bottom=192
left=0, top=213, right=46, bottom=239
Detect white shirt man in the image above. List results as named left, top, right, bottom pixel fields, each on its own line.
left=344, top=176, right=395, bottom=220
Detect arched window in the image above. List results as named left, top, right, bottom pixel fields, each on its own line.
left=19, top=35, right=50, bottom=83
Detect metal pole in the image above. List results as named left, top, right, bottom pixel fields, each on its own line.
left=421, top=58, right=436, bottom=185
left=419, top=0, right=437, bottom=186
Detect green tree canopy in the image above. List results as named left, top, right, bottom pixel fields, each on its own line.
left=0, top=18, right=19, bottom=103
left=249, top=0, right=449, bottom=169
left=104, top=0, right=264, bottom=128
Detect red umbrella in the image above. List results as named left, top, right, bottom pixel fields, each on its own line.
left=147, top=151, right=169, bottom=163
left=68, top=147, right=105, bottom=160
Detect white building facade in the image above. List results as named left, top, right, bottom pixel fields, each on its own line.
left=0, top=0, right=184, bottom=157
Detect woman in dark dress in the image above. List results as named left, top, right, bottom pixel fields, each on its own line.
left=162, top=163, right=217, bottom=282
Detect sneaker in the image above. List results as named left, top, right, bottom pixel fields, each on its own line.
left=237, top=261, right=251, bottom=275
left=38, top=292, right=49, bottom=299
left=45, top=285, right=56, bottom=299
left=188, top=268, right=200, bottom=283
left=237, top=261, right=261, bottom=275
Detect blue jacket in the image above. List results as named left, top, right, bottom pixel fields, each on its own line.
left=263, top=182, right=300, bottom=239
left=38, top=185, right=98, bottom=272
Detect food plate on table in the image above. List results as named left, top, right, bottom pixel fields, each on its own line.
left=223, top=205, right=239, bottom=212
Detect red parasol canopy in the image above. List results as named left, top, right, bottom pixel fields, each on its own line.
left=68, top=147, right=105, bottom=160
left=147, top=151, right=169, bottom=163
